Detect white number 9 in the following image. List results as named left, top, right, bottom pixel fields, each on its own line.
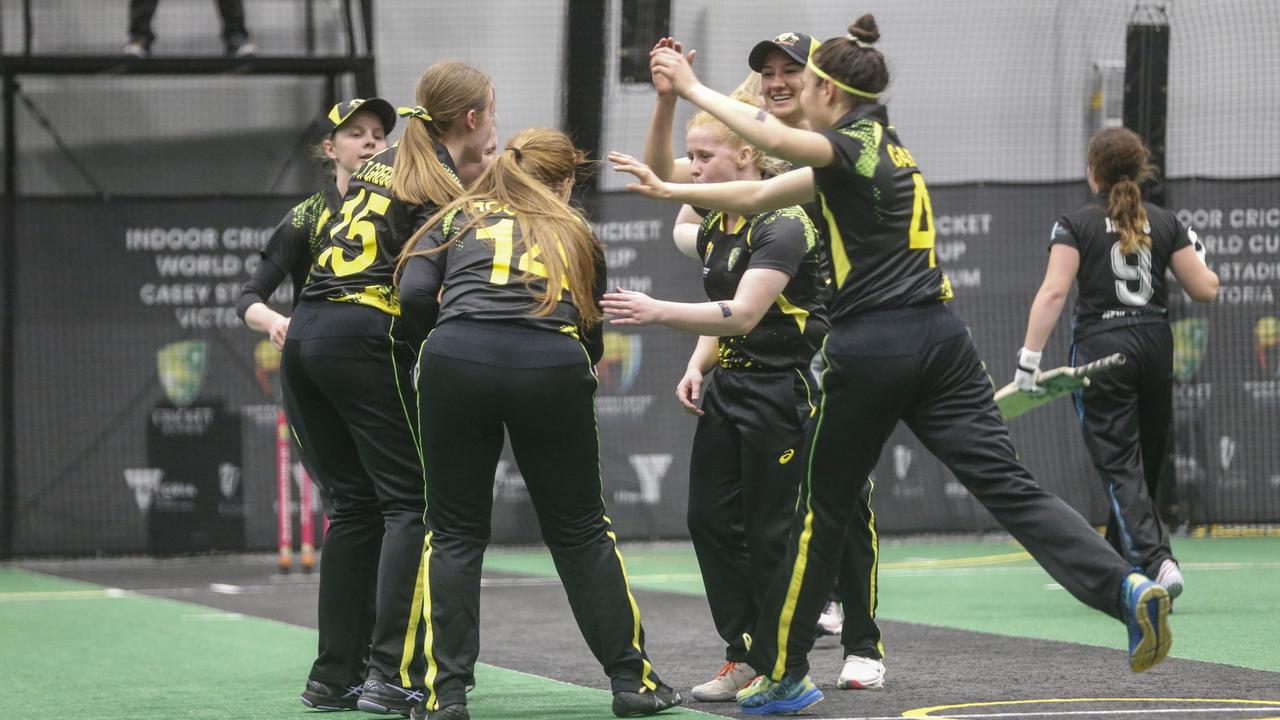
left=1111, top=242, right=1154, bottom=306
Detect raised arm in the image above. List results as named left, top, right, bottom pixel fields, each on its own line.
left=644, top=38, right=695, bottom=183
left=650, top=46, right=834, bottom=169
left=610, top=151, right=814, bottom=215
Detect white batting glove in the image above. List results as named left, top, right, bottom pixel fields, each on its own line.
left=1014, top=347, right=1044, bottom=394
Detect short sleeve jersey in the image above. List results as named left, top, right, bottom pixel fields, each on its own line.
left=301, top=142, right=463, bottom=315
left=418, top=203, right=606, bottom=342
left=1050, top=195, right=1193, bottom=340
left=813, top=103, right=952, bottom=322
left=696, top=206, right=829, bottom=370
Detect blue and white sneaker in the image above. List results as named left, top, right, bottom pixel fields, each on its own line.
left=737, top=674, right=823, bottom=715
left=1122, top=572, right=1172, bottom=673
left=357, top=676, right=426, bottom=715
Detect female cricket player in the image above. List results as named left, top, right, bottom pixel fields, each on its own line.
left=284, top=61, right=496, bottom=715
left=1017, top=127, right=1219, bottom=603
left=612, top=14, right=1175, bottom=714
left=396, top=127, right=681, bottom=720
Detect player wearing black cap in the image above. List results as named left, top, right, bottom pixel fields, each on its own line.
left=644, top=31, right=887, bottom=692
left=284, top=62, right=496, bottom=715
left=613, top=100, right=828, bottom=703
left=237, top=98, right=395, bottom=348
left=616, top=13, right=1174, bottom=715
left=396, top=127, right=681, bottom=720
left=1017, top=127, right=1219, bottom=604
left=236, top=97, right=393, bottom=712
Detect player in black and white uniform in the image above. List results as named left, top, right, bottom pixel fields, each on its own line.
left=285, top=62, right=496, bottom=715
left=615, top=14, right=1176, bottom=715
left=397, top=127, right=680, bottom=720
left=1017, top=127, right=1219, bottom=602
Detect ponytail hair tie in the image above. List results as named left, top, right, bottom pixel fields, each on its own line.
left=509, top=146, right=523, bottom=161
left=845, top=33, right=873, bottom=48
left=397, top=105, right=433, bottom=122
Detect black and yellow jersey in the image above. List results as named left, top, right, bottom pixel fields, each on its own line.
left=1051, top=194, right=1193, bottom=340
left=235, top=184, right=342, bottom=320
left=813, top=103, right=952, bottom=321
left=399, top=202, right=607, bottom=363
left=697, top=206, right=829, bottom=370
left=300, top=141, right=463, bottom=315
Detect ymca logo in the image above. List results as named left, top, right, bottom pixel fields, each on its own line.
left=614, top=454, right=673, bottom=505
left=124, top=468, right=164, bottom=512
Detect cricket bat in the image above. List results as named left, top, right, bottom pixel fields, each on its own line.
left=995, top=353, right=1126, bottom=420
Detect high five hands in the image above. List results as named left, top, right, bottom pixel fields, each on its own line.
left=650, top=37, right=696, bottom=97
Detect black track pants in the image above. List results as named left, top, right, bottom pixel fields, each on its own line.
left=416, top=348, right=664, bottom=712
left=283, top=305, right=427, bottom=690
left=747, top=304, right=1133, bottom=681
left=1073, top=323, right=1176, bottom=577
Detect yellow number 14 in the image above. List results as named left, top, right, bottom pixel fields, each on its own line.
left=909, top=173, right=937, bottom=268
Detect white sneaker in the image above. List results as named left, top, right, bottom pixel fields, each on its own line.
left=1156, top=558, right=1184, bottom=600
left=690, top=661, right=757, bottom=702
left=838, top=655, right=885, bottom=689
left=816, top=600, right=843, bottom=635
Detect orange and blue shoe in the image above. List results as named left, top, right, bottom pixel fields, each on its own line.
left=737, top=674, right=823, bottom=715
left=1122, top=572, right=1172, bottom=672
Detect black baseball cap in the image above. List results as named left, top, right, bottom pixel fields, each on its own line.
left=748, top=32, right=819, bottom=72
left=326, top=98, right=397, bottom=135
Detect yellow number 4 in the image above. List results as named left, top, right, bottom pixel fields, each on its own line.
left=909, top=173, right=937, bottom=268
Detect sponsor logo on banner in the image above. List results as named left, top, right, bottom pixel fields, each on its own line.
left=1255, top=316, right=1279, bottom=375
left=253, top=339, right=281, bottom=398
left=124, top=468, right=164, bottom=512
left=596, top=332, right=655, bottom=418
left=492, top=460, right=530, bottom=502
left=1219, top=435, right=1236, bottom=472
left=893, top=445, right=912, bottom=480
left=157, top=340, right=207, bottom=407
left=1244, top=315, right=1280, bottom=405
left=1172, top=318, right=1209, bottom=383
left=889, top=444, right=925, bottom=498
left=218, top=462, right=241, bottom=499
left=614, top=454, right=673, bottom=505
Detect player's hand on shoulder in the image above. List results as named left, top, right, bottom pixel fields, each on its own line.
left=1014, top=347, right=1044, bottom=394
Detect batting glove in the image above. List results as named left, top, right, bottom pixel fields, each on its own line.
left=1015, top=347, right=1044, bottom=394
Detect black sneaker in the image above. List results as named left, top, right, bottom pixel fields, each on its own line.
left=409, top=703, right=469, bottom=720
left=612, top=684, right=682, bottom=717
left=300, top=679, right=363, bottom=711
left=356, top=677, right=425, bottom=716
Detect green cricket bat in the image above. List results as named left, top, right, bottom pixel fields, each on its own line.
left=995, top=353, right=1126, bottom=420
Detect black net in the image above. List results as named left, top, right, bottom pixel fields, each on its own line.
left=2, top=0, right=1277, bottom=557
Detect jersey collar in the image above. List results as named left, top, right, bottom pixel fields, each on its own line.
left=832, top=102, right=888, bottom=129
left=433, top=139, right=465, bottom=188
